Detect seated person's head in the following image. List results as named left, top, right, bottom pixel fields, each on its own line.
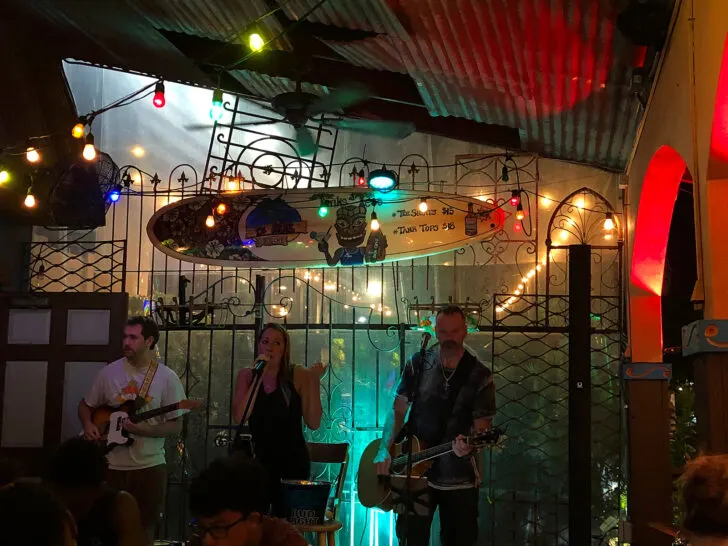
left=45, top=437, right=107, bottom=517
left=680, top=454, right=728, bottom=542
left=189, top=454, right=270, bottom=545
left=0, top=482, right=76, bottom=546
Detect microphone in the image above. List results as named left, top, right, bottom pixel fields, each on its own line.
left=420, top=332, right=431, bottom=352
left=252, top=354, right=269, bottom=375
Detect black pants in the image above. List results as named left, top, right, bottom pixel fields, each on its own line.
left=396, top=487, right=479, bottom=546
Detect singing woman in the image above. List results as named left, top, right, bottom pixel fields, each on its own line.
left=232, top=323, right=325, bottom=516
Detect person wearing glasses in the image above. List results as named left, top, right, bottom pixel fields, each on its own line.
left=189, top=454, right=306, bottom=546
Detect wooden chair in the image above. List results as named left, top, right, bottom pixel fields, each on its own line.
left=295, top=442, right=349, bottom=546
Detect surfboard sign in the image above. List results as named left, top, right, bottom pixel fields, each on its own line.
left=147, top=188, right=506, bottom=269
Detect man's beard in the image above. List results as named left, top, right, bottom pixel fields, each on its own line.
left=440, top=340, right=459, bottom=351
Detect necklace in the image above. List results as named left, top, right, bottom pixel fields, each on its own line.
left=440, top=359, right=458, bottom=390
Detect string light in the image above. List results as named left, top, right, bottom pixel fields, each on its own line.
left=496, top=260, right=547, bottom=314
left=109, top=186, right=121, bottom=203
left=370, top=211, right=380, bottom=231
left=515, top=203, right=525, bottom=221
left=24, top=187, right=36, bottom=208
left=509, top=190, right=520, bottom=207
left=318, top=204, right=329, bottom=218
left=210, top=88, right=224, bottom=121
left=0, top=168, right=8, bottom=184
left=82, top=133, right=97, bottom=162
left=603, top=212, right=615, bottom=232
left=418, top=198, right=429, bottom=213
left=71, top=122, right=85, bottom=139
left=131, top=146, right=145, bottom=158
left=152, top=81, right=166, bottom=108
left=356, top=169, right=367, bottom=187
left=249, top=32, right=265, bottom=52
left=26, top=147, right=40, bottom=163
left=205, top=215, right=215, bottom=228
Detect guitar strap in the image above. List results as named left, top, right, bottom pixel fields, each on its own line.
left=138, top=360, right=159, bottom=402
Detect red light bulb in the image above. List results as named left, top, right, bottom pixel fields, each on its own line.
left=509, top=190, right=520, bottom=207
left=513, top=222, right=522, bottom=232
left=152, top=82, right=165, bottom=108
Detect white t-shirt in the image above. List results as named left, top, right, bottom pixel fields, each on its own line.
left=84, top=358, right=187, bottom=471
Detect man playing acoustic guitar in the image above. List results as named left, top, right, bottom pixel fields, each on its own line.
left=374, top=305, right=496, bottom=546
left=78, top=316, right=187, bottom=542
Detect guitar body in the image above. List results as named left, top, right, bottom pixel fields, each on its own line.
left=90, top=400, right=140, bottom=451
left=357, top=436, right=432, bottom=510
left=83, top=398, right=202, bottom=453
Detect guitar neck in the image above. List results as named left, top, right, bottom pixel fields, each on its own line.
left=393, top=441, right=452, bottom=467
left=131, top=402, right=181, bottom=423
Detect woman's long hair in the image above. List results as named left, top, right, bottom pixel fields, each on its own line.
left=260, top=322, right=292, bottom=385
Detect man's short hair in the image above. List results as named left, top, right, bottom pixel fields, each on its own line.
left=46, top=437, right=106, bottom=490
left=680, top=454, right=728, bottom=538
left=436, top=305, right=466, bottom=321
left=125, top=316, right=160, bottom=349
left=189, top=454, right=269, bottom=518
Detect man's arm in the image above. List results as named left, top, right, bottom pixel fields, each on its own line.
left=112, top=491, right=147, bottom=546
left=123, top=418, right=182, bottom=438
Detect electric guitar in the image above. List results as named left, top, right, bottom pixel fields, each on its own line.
left=86, top=399, right=202, bottom=452
left=357, top=428, right=502, bottom=511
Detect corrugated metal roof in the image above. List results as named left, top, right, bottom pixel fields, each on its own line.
left=229, top=70, right=330, bottom=100
left=285, top=0, right=641, bottom=170
left=125, top=0, right=289, bottom=47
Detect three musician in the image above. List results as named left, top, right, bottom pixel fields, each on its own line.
left=78, top=316, right=186, bottom=539
left=375, top=305, right=496, bottom=546
left=73, top=305, right=494, bottom=545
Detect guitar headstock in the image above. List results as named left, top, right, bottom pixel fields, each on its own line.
left=179, top=399, right=204, bottom=411
left=467, top=426, right=504, bottom=448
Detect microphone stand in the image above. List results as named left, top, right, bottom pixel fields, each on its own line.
left=232, top=366, right=264, bottom=456
left=398, top=332, right=430, bottom=546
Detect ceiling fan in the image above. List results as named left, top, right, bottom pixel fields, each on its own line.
left=185, top=80, right=416, bottom=156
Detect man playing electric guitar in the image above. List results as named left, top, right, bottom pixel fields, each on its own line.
left=374, top=305, right=496, bottom=546
left=78, top=316, right=187, bottom=543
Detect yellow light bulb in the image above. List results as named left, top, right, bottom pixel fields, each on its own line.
left=0, top=170, right=8, bottom=184
left=418, top=199, right=428, bottom=213
left=24, top=192, right=36, bottom=208
left=216, top=203, right=227, bottom=215
left=82, top=143, right=97, bottom=161
left=71, top=123, right=85, bottom=139
left=603, top=213, right=615, bottom=232
left=82, top=133, right=97, bottom=162
left=26, top=147, right=40, bottom=163
left=371, top=218, right=380, bottom=231
left=249, top=33, right=265, bottom=52
left=515, top=209, right=525, bottom=221
left=131, top=146, right=145, bottom=158
left=205, top=215, right=215, bottom=228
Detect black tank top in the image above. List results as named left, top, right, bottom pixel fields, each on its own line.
left=248, top=375, right=310, bottom=486
left=75, top=488, right=119, bottom=546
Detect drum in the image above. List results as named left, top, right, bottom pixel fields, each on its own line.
left=280, top=479, right=331, bottom=525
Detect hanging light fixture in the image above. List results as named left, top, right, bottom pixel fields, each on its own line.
left=509, top=190, right=520, bottom=207
left=24, top=187, right=36, bottom=208
left=603, top=212, right=615, bottom=232
left=210, top=88, right=224, bottom=121
left=367, top=165, right=398, bottom=193
left=370, top=211, right=380, bottom=231
left=26, top=147, right=40, bottom=163
left=515, top=203, right=525, bottom=221
left=82, top=133, right=97, bottom=162
left=152, top=81, right=166, bottom=108
left=205, top=215, right=215, bottom=228
left=71, top=120, right=86, bottom=139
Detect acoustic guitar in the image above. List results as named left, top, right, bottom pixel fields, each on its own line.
left=357, top=428, right=502, bottom=511
left=87, top=399, right=202, bottom=452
